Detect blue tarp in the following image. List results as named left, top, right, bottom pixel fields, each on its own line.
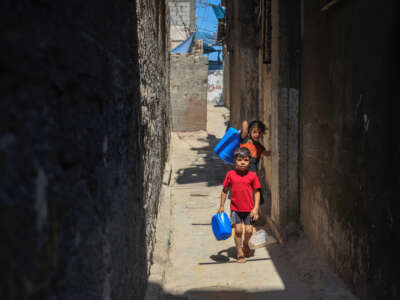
left=211, top=4, right=225, bottom=19
left=203, top=44, right=217, bottom=54
left=199, top=31, right=218, bottom=53
left=171, top=33, right=195, bottom=54
left=195, top=31, right=217, bottom=48
left=171, top=30, right=218, bottom=54
left=209, top=60, right=223, bottom=70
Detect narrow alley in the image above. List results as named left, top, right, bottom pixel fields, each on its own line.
left=146, top=104, right=356, bottom=300
left=2, top=1, right=399, bottom=300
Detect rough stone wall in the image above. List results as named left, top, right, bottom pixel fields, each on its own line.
left=0, top=1, right=169, bottom=300
left=137, top=0, right=171, bottom=274
left=300, top=1, right=400, bottom=299
left=170, top=54, right=208, bottom=131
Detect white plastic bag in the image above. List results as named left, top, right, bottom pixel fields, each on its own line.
left=249, top=229, right=276, bottom=249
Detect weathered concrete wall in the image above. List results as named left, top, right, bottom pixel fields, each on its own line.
left=170, top=54, right=208, bottom=131
left=222, top=51, right=231, bottom=108
left=225, top=0, right=260, bottom=129
left=300, top=1, right=400, bottom=299
left=0, top=1, right=170, bottom=299
left=270, top=0, right=301, bottom=230
left=257, top=56, right=273, bottom=215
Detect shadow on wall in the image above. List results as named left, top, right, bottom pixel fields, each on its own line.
left=175, top=134, right=233, bottom=187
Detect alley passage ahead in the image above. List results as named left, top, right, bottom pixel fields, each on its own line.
left=147, top=104, right=356, bottom=300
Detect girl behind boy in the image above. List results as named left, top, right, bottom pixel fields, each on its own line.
left=240, top=120, right=271, bottom=172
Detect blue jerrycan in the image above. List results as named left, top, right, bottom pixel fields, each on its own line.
left=211, top=212, right=232, bottom=241
left=213, top=127, right=240, bottom=165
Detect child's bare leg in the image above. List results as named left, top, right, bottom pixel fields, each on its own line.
left=243, top=225, right=253, bottom=257
left=234, top=223, right=246, bottom=263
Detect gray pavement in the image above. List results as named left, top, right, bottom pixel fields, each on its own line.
left=146, top=104, right=357, bottom=300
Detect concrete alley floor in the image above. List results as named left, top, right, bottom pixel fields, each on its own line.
left=146, top=104, right=357, bottom=300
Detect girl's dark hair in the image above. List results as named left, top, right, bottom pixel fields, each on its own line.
left=248, top=120, right=267, bottom=134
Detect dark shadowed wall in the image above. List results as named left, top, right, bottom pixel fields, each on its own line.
left=0, top=1, right=170, bottom=299
left=300, top=1, right=400, bottom=299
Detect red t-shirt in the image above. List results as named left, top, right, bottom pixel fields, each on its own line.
left=223, top=170, right=261, bottom=212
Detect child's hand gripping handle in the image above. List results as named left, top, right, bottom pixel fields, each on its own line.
left=218, top=186, right=229, bottom=214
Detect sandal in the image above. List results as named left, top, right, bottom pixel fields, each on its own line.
left=237, top=256, right=246, bottom=263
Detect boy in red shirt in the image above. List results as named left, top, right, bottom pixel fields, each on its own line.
left=217, top=147, right=261, bottom=263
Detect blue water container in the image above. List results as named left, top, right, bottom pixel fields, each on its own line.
left=213, top=127, right=240, bottom=165
left=211, top=212, right=232, bottom=241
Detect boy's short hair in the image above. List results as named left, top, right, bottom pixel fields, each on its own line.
left=248, top=120, right=267, bottom=134
left=234, top=147, right=251, bottom=159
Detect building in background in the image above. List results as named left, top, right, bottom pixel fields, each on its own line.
left=169, top=0, right=196, bottom=50
left=169, top=0, right=226, bottom=130
left=169, top=1, right=208, bottom=131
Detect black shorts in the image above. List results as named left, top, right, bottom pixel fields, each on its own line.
left=230, top=211, right=254, bottom=225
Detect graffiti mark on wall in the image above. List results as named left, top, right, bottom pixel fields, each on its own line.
left=208, top=84, right=222, bottom=92
left=207, top=70, right=223, bottom=103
